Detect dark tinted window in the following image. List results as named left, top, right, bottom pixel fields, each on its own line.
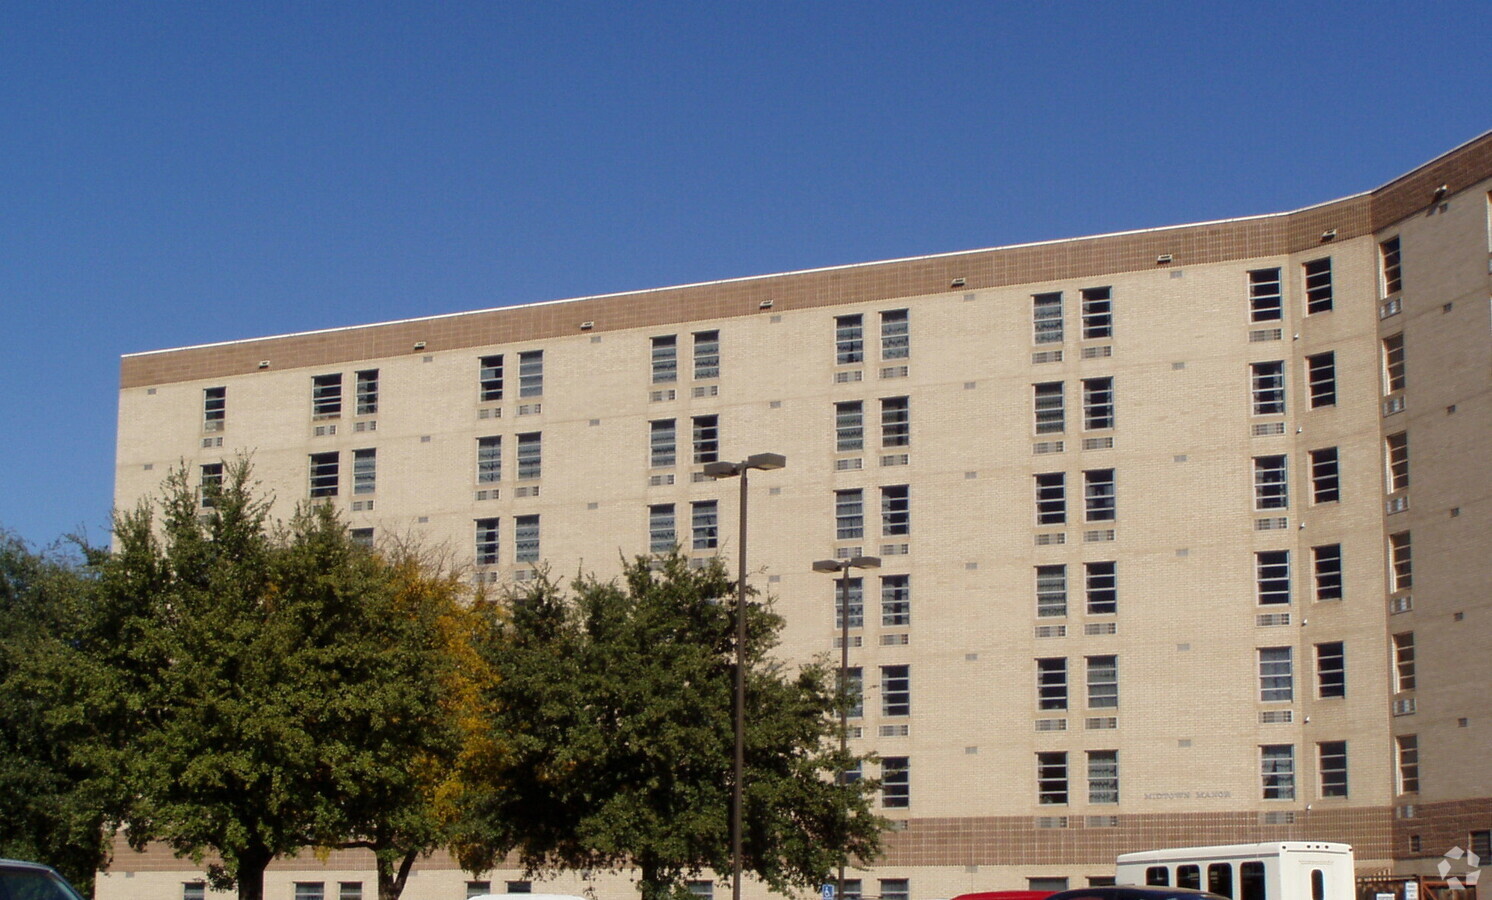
left=1178, top=867, right=1201, bottom=890
left=1146, top=868, right=1170, bottom=887
left=1240, top=862, right=1267, bottom=900
left=1311, top=871, right=1325, bottom=900
left=1208, top=865, right=1233, bottom=898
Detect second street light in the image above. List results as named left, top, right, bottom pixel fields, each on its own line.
left=704, top=452, right=787, bottom=900
left=811, top=555, right=880, bottom=900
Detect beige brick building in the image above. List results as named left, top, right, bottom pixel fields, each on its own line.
left=105, top=132, right=1492, bottom=900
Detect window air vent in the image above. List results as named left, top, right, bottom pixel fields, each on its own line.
left=1383, top=395, right=1406, bottom=416
left=1035, top=816, right=1069, bottom=829
left=648, top=474, right=675, bottom=487
left=880, top=543, right=909, bottom=556
left=1387, top=495, right=1409, bottom=514
left=1034, top=532, right=1067, bottom=546
left=478, top=407, right=502, bottom=419
left=880, top=454, right=909, bottom=467
left=835, top=458, right=863, bottom=471
left=1250, top=328, right=1284, bottom=342
left=1087, top=816, right=1120, bottom=828
left=1261, top=811, right=1297, bottom=825
left=201, top=437, right=223, bottom=448
left=692, top=384, right=720, bottom=398
left=314, top=424, right=337, bottom=437
left=1380, top=298, right=1403, bottom=319
left=1034, top=718, right=1068, bottom=732
left=1084, top=529, right=1116, bottom=543
left=1255, top=517, right=1289, bottom=531
left=832, top=635, right=863, bottom=649
left=353, top=420, right=376, bottom=432
left=1256, top=613, right=1292, bottom=627
left=1390, top=595, right=1413, bottom=614
left=514, top=486, right=539, bottom=498
left=880, top=365, right=909, bottom=379
left=475, top=490, right=498, bottom=501
left=834, top=546, right=863, bottom=559
left=834, top=370, right=864, bottom=383
left=1080, top=345, right=1113, bottom=359
left=880, top=633, right=910, bottom=646
left=1260, top=710, right=1294, bottom=724
left=691, top=471, right=712, bottom=483
left=1082, top=436, right=1114, bottom=451
left=879, top=724, right=910, bottom=737
left=1032, top=350, right=1064, bottom=364
left=1085, top=717, right=1117, bottom=730
left=1393, top=698, right=1417, bottom=716
left=518, top=403, right=541, bottom=416
left=1252, top=422, right=1286, bottom=436
left=1084, top=622, right=1117, bottom=636
left=650, top=390, right=676, bottom=402
left=1034, top=625, right=1067, bottom=639
left=1033, top=441, right=1065, bottom=454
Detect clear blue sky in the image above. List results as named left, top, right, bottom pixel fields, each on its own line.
left=3, top=2, right=1489, bottom=547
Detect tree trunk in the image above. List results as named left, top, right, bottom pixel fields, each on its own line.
left=376, top=849, right=420, bottom=900
left=236, top=843, right=273, bottom=900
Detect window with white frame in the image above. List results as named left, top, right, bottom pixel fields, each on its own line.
left=1033, top=292, right=1064, bottom=344
left=355, top=369, right=378, bottom=416
left=1319, top=741, right=1348, bottom=797
left=1251, top=361, right=1287, bottom=415
left=1083, top=377, right=1115, bottom=430
left=1256, top=550, right=1291, bottom=605
left=648, top=504, right=676, bottom=554
left=649, top=419, right=677, bottom=468
left=516, top=432, right=541, bottom=480
left=1087, top=750, right=1118, bottom=804
left=840, top=880, right=863, bottom=900
left=199, top=463, right=224, bottom=509
left=1036, top=565, right=1067, bottom=617
left=1084, top=468, right=1116, bottom=521
left=1386, top=432, right=1409, bottom=492
left=1081, top=286, right=1112, bottom=339
left=1383, top=333, right=1406, bottom=393
left=1248, top=268, right=1283, bottom=322
left=479, top=355, right=504, bottom=402
left=881, top=485, right=910, bottom=536
left=834, top=577, right=863, bottom=629
left=1380, top=236, right=1403, bottom=295
left=881, top=664, right=910, bottom=716
left=1037, top=657, right=1067, bottom=710
left=882, top=574, right=911, bottom=626
left=1253, top=455, right=1288, bottom=510
left=1315, top=641, right=1345, bottom=699
left=1258, top=647, right=1293, bottom=702
left=879, top=880, right=910, bottom=900
left=1035, top=472, right=1066, bottom=525
left=880, top=309, right=909, bottom=360
left=475, top=518, right=499, bottom=566
left=1086, top=655, right=1118, bottom=708
left=881, top=757, right=910, bottom=808
left=517, top=350, right=543, bottom=398
left=693, top=330, right=720, bottom=380
left=1261, top=744, right=1296, bottom=799
left=650, top=335, right=678, bottom=384
left=1389, top=531, right=1413, bottom=591
left=1037, top=751, right=1068, bottom=804
left=1086, top=561, right=1117, bottom=614
left=835, top=401, right=864, bottom=452
left=184, top=882, right=206, bottom=900
left=295, top=884, right=325, bottom=900
left=1034, top=381, right=1065, bottom=434
left=1393, top=632, right=1416, bottom=692
left=691, top=500, right=718, bottom=550
left=1307, top=352, right=1337, bottom=408
left=466, top=882, right=491, bottom=899
left=836, top=489, right=864, bottom=540
left=1312, top=544, right=1343, bottom=601
left=1309, top=447, right=1340, bottom=503
left=350, top=527, right=373, bottom=548
left=1304, top=257, right=1333, bottom=314
left=686, top=881, right=713, bottom=900
left=1396, top=735, right=1419, bottom=794
left=835, top=314, right=864, bottom=364
left=312, top=373, right=342, bottom=419
left=514, top=515, right=540, bottom=563
left=352, top=448, right=376, bottom=495
left=203, top=386, right=226, bottom=431
left=692, top=415, right=719, bottom=464
left=309, top=452, right=339, bottom=498
left=477, top=436, right=501, bottom=483
left=881, top=396, right=910, bottom=447
left=339, top=883, right=362, bottom=900
left=845, top=667, right=863, bottom=718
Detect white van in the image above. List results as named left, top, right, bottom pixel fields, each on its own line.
left=1116, top=842, right=1355, bottom=900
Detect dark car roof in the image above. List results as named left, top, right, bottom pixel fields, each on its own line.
left=1047, top=888, right=1231, bottom=900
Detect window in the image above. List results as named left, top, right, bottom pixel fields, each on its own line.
left=505, top=883, right=531, bottom=895
left=199, top=463, right=223, bottom=509
left=312, top=374, right=342, bottom=418
left=835, top=489, right=864, bottom=540
left=835, top=401, right=864, bottom=452
left=1312, top=544, right=1343, bottom=601
left=649, top=419, right=677, bottom=468
left=203, top=386, right=226, bottom=431
left=1035, top=473, right=1066, bottom=525
left=1033, top=292, right=1063, bottom=344
left=835, top=314, right=864, bottom=364
left=1389, top=531, right=1413, bottom=591
left=1087, top=750, right=1118, bottom=804
left=1304, top=258, right=1333, bottom=313
left=1241, top=863, right=1266, bottom=900
left=1383, top=333, right=1406, bottom=393
left=880, top=309, right=909, bottom=360
left=881, top=485, right=910, bottom=536
left=466, top=883, right=491, bottom=899
left=1386, top=432, right=1409, bottom=492
left=1475, top=832, right=1492, bottom=867
left=1396, top=735, right=1419, bottom=794
left=355, top=369, right=378, bottom=416
left=339, top=883, right=362, bottom=900
left=686, top=882, right=712, bottom=900
left=1256, top=550, right=1291, bottom=605
left=309, top=452, right=339, bottom=498
left=1037, top=751, right=1068, bottom=804
left=1179, top=868, right=1201, bottom=890
left=691, top=501, right=718, bottom=551
left=1037, top=658, right=1068, bottom=710
left=834, top=577, right=864, bottom=629
left=693, top=330, right=720, bottom=380
left=648, top=504, right=676, bottom=553
left=1084, top=469, right=1115, bottom=522
left=1319, top=741, right=1348, bottom=797
left=1086, top=561, right=1117, bottom=614
left=1029, top=880, right=1069, bottom=894
left=1309, top=447, right=1340, bottom=503
left=1034, top=382, right=1065, bottom=434
left=880, top=879, right=910, bottom=900
left=1315, top=642, right=1345, bottom=699
left=1086, top=655, right=1118, bottom=708
left=475, top=519, right=500, bottom=566
left=1146, top=870, right=1171, bottom=888
left=514, top=515, right=540, bottom=564
left=1393, top=632, right=1416, bottom=692
left=1251, top=361, right=1287, bottom=415
left=1081, top=287, right=1112, bottom=338
left=1249, top=268, right=1283, bottom=322
left=881, top=665, right=910, bottom=716
left=1307, top=352, right=1337, bottom=408
left=692, top=415, right=719, bottom=464
left=1208, top=866, right=1232, bottom=899
left=350, top=528, right=374, bottom=548
left=1258, top=647, right=1294, bottom=702
left=1261, top=744, right=1296, bottom=799
left=184, top=883, right=206, bottom=900
left=841, top=881, right=863, bottom=900
left=651, top=335, right=678, bottom=384
left=477, top=436, right=501, bottom=483
left=881, top=757, right=909, bottom=808
left=295, top=884, right=325, bottom=900
left=882, top=574, right=911, bottom=626
left=479, top=355, right=504, bottom=402
left=517, top=350, right=543, bottom=398
left=1253, top=455, right=1288, bottom=510
left=352, top=448, right=376, bottom=495
left=1381, top=236, right=1403, bottom=295
left=1083, top=377, right=1115, bottom=430
left=881, top=397, right=911, bottom=447
left=516, top=432, right=541, bottom=480
left=1036, top=565, right=1067, bottom=617
left=845, top=668, right=863, bottom=718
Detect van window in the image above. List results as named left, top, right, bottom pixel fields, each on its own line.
left=1240, top=862, right=1267, bottom=900
left=1209, top=864, right=1234, bottom=898
left=1147, top=868, right=1170, bottom=886
left=1311, top=870, right=1325, bottom=900
left=1178, top=866, right=1201, bottom=890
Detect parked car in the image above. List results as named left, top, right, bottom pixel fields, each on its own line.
left=1046, top=887, right=1231, bottom=900
left=0, top=859, right=88, bottom=900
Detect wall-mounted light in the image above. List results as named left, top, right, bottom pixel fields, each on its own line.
left=580, top=321, right=595, bottom=330
left=1156, top=254, right=1174, bottom=264
left=257, top=360, right=270, bottom=369
left=413, top=341, right=427, bottom=350
left=950, top=277, right=966, bottom=288
left=758, top=299, right=774, bottom=309
left=1320, top=229, right=1337, bottom=241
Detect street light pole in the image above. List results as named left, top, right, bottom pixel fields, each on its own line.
left=812, top=555, right=880, bottom=900
left=704, top=452, right=787, bottom=900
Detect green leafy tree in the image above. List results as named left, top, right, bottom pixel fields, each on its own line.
left=450, top=553, right=884, bottom=900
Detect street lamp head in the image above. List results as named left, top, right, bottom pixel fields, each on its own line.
left=743, top=452, right=787, bottom=471
left=812, top=559, right=843, bottom=573
left=848, top=555, right=881, bottom=569
left=702, top=461, right=740, bottom=479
